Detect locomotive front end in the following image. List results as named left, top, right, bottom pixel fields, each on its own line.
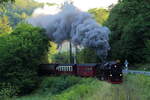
left=109, top=62, right=123, bottom=84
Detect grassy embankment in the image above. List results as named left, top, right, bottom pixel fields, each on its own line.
left=10, top=74, right=150, bottom=100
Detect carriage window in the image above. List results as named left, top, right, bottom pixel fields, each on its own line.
left=63, top=66, right=66, bottom=71
left=70, top=66, right=72, bottom=71
left=86, top=67, right=92, bottom=72
left=68, top=66, right=70, bottom=71
left=61, top=66, right=63, bottom=71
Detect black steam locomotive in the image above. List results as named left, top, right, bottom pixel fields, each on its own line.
left=39, top=61, right=123, bottom=84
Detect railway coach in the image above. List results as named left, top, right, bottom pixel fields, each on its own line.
left=38, top=61, right=123, bottom=84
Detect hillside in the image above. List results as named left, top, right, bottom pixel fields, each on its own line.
left=8, top=74, right=150, bottom=100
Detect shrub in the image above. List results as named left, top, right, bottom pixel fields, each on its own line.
left=52, top=78, right=102, bottom=100
left=0, top=23, right=49, bottom=95
left=38, top=75, right=81, bottom=94
left=0, top=83, right=19, bottom=99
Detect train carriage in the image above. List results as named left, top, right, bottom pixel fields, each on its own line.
left=56, top=64, right=75, bottom=75
left=76, top=64, right=97, bottom=77
left=38, top=61, right=123, bottom=84
left=38, top=64, right=58, bottom=76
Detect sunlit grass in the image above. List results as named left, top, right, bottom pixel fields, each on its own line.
left=11, top=74, right=150, bottom=100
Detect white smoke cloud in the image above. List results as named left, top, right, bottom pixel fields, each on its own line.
left=27, top=2, right=110, bottom=60
left=32, top=5, right=60, bottom=17
left=35, top=0, right=118, bottom=11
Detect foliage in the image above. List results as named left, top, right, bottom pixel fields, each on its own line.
left=0, top=16, right=12, bottom=35
left=88, top=8, right=109, bottom=25
left=14, top=0, right=43, bottom=9
left=51, top=47, right=101, bottom=64
left=106, top=0, right=150, bottom=63
left=9, top=75, right=150, bottom=100
left=77, top=48, right=101, bottom=63
left=48, top=42, right=58, bottom=62
left=13, top=77, right=102, bottom=100
left=52, top=78, right=103, bottom=100
left=51, top=52, right=70, bottom=63
left=0, top=83, right=19, bottom=99
left=0, top=0, right=14, bottom=4
left=0, top=23, right=49, bottom=95
left=144, top=40, right=150, bottom=62
left=0, top=0, right=44, bottom=27
left=37, top=75, right=81, bottom=95
left=53, top=75, right=150, bottom=100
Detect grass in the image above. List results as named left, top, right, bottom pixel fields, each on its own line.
left=130, top=63, right=150, bottom=71
left=81, top=74, right=150, bottom=100
left=9, top=74, right=150, bottom=100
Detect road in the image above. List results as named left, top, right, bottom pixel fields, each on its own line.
left=123, top=69, right=150, bottom=76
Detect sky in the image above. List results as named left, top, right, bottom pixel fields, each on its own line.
left=35, top=0, right=118, bottom=11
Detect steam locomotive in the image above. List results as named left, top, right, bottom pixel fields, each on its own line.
left=38, top=61, right=123, bottom=84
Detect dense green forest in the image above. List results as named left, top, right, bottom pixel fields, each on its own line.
left=106, top=0, right=150, bottom=64
left=0, top=0, right=150, bottom=99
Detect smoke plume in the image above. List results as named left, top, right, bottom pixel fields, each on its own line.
left=27, top=2, right=110, bottom=60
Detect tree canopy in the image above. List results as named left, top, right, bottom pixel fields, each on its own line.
left=106, top=0, right=150, bottom=63
left=88, top=8, right=109, bottom=25
left=0, top=16, right=12, bottom=35
left=0, top=0, right=14, bottom=4
left=0, top=0, right=44, bottom=27
left=77, top=48, right=101, bottom=63
left=0, top=23, right=49, bottom=94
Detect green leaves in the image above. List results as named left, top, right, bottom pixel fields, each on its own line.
left=0, top=16, right=12, bottom=35
left=88, top=8, right=109, bottom=25
left=77, top=48, right=101, bottom=63
left=0, top=0, right=15, bottom=4
left=0, top=23, right=49, bottom=95
left=106, top=0, right=150, bottom=63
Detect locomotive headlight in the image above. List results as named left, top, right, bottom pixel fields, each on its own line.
left=120, top=74, right=122, bottom=76
left=110, top=74, right=112, bottom=76
left=114, top=65, right=117, bottom=68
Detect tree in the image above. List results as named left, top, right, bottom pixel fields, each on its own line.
left=77, top=48, right=101, bottom=63
left=0, top=0, right=44, bottom=27
left=88, top=8, right=109, bottom=25
left=144, top=40, right=150, bottom=62
left=0, top=16, right=12, bottom=35
left=48, top=42, right=58, bottom=62
left=0, top=0, right=14, bottom=4
left=106, top=0, right=150, bottom=63
left=51, top=52, right=70, bottom=63
left=0, top=23, right=49, bottom=94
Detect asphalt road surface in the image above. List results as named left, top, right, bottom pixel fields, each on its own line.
left=123, top=69, right=150, bottom=76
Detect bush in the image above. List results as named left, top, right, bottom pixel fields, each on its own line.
left=0, top=83, right=19, bottom=99
left=0, top=23, right=49, bottom=95
left=52, top=78, right=102, bottom=100
left=38, top=75, right=81, bottom=94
